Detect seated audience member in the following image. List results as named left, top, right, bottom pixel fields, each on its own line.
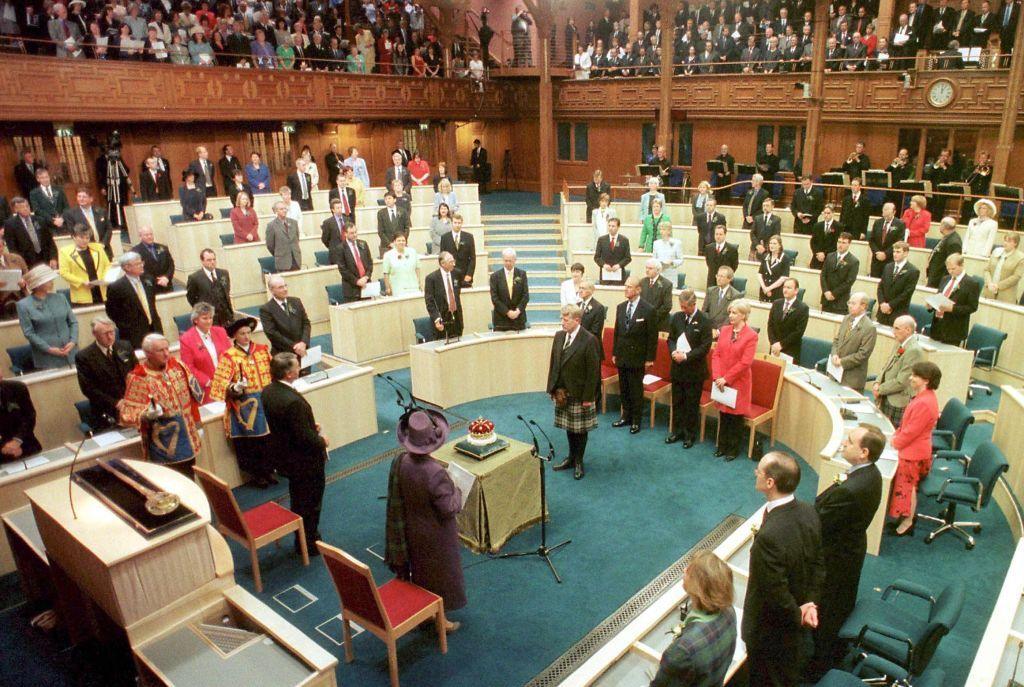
left=179, top=301, right=231, bottom=403
left=704, top=225, right=739, bottom=288
left=179, top=169, right=209, bottom=221
left=876, top=242, right=919, bottom=326
left=820, top=232, right=859, bottom=315
left=810, top=204, right=842, bottom=269
left=438, top=213, right=476, bottom=287
left=338, top=223, right=375, bottom=302
left=0, top=237, right=28, bottom=320
left=245, top=152, right=272, bottom=194
left=0, top=367, right=42, bottom=463
left=5, top=196, right=57, bottom=268
left=58, top=224, right=110, bottom=305
left=28, top=168, right=69, bottom=235
left=490, top=248, right=530, bottom=331
left=17, top=264, right=78, bottom=370
left=649, top=551, right=737, bottom=687
left=702, top=266, right=743, bottom=331
left=63, top=188, right=112, bottom=255
left=767, top=278, right=810, bottom=362
left=594, top=217, right=631, bottom=284
left=377, top=191, right=411, bottom=258
left=259, top=275, right=311, bottom=359
left=872, top=315, right=924, bottom=427
left=434, top=177, right=459, bottom=214
left=983, top=233, right=1024, bottom=303
left=186, top=249, right=234, bottom=327
left=382, top=234, right=419, bottom=297
left=928, top=253, right=980, bottom=345
left=231, top=191, right=260, bottom=243
left=105, top=251, right=164, bottom=349
left=76, top=315, right=136, bottom=431
left=132, top=225, right=175, bottom=293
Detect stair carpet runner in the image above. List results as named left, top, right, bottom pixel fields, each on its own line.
left=482, top=214, right=565, bottom=325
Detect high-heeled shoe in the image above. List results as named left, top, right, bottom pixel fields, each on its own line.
left=893, top=519, right=916, bottom=537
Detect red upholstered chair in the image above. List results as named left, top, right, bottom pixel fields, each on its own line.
left=317, top=542, right=447, bottom=687
left=193, top=467, right=309, bottom=593
left=642, top=335, right=673, bottom=428
left=600, top=327, right=619, bottom=413
left=743, top=355, right=786, bottom=456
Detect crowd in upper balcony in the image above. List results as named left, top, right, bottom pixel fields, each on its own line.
left=0, top=0, right=486, bottom=78
left=553, top=0, right=1018, bottom=77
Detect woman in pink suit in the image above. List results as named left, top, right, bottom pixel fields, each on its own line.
left=230, top=191, right=260, bottom=243
left=179, top=302, right=231, bottom=403
left=711, top=299, right=758, bottom=461
left=887, top=361, right=941, bottom=536
left=901, top=194, right=932, bottom=248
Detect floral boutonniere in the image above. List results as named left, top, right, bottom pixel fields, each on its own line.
left=750, top=523, right=760, bottom=537
left=833, top=472, right=848, bottom=486
left=514, top=276, right=523, bottom=284
left=896, top=346, right=905, bottom=356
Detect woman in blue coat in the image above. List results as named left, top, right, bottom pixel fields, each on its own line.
left=16, top=265, right=78, bottom=370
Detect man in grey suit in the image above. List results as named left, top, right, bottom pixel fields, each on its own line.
left=871, top=315, right=923, bottom=427
left=702, top=265, right=742, bottom=333
left=265, top=201, right=302, bottom=272
left=48, top=3, right=83, bottom=58
left=829, top=292, right=877, bottom=391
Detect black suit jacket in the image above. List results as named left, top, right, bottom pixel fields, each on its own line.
left=384, top=165, right=412, bottom=190
left=791, top=186, right=824, bottom=230
left=667, top=309, right=712, bottom=382
left=867, top=217, right=907, bottom=275
left=327, top=186, right=357, bottom=222
left=876, top=262, right=920, bottom=326
left=4, top=214, right=57, bottom=267
left=140, top=168, right=172, bottom=202
left=579, top=297, right=607, bottom=358
left=742, top=499, right=825, bottom=652
left=14, top=162, right=38, bottom=199
left=75, top=339, right=136, bottom=428
left=438, top=231, right=477, bottom=286
left=820, top=252, right=860, bottom=310
left=63, top=205, right=112, bottom=249
left=594, top=234, right=631, bottom=280
left=376, top=206, right=411, bottom=249
left=926, top=232, right=962, bottom=288
left=133, top=241, right=176, bottom=293
left=187, top=158, right=218, bottom=196
left=815, top=464, right=882, bottom=623
left=929, top=274, right=980, bottom=344
left=0, top=380, right=42, bottom=459
left=320, top=213, right=349, bottom=264
left=337, top=239, right=374, bottom=301
left=259, top=297, right=312, bottom=356
left=261, top=380, right=327, bottom=479
left=28, top=185, right=69, bottom=230
left=490, top=267, right=529, bottom=331
left=585, top=180, right=612, bottom=220
left=104, top=276, right=163, bottom=349
left=704, top=242, right=740, bottom=287
left=767, top=298, right=810, bottom=361
left=218, top=155, right=243, bottom=187
left=750, top=213, right=782, bottom=254
left=547, top=327, right=601, bottom=402
left=424, top=268, right=463, bottom=336
left=613, top=298, right=658, bottom=368
left=185, top=268, right=234, bottom=326
left=840, top=192, right=870, bottom=239
left=695, top=211, right=727, bottom=248
left=810, top=220, right=843, bottom=265
left=286, top=171, right=314, bottom=211
left=742, top=187, right=770, bottom=225
left=639, top=275, right=673, bottom=332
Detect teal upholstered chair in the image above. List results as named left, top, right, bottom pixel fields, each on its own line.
left=783, top=248, right=798, bottom=264
left=732, top=276, right=747, bottom=295
left=964, top=323, right=1007, bottom=397
left=838, top=579, right=964, bottom=679
left=174, top=313, right=192, bottom=336
left=931, top=398, right=974, bottom=453
left=325, top=284, right=344, bottom=306
left=315, top=250, right=332, bottom=267
left=7, top=345, right=34, bottom=376
left=675, top=273, right=687, bottom=290
left=258, top=256, right=276, bottom=274
left=907, top=303, right=933, bottom=335
left=799, top=337, right=831, bottom=371
left=74, top=400, right=96, bottom=437
left=219, top=233, right=234, bottom=246
left=917, top=441, right=1008, bottom=549
left=413, top=317, right=433, bottom=344
left=796, top=287, right=806, bottom=302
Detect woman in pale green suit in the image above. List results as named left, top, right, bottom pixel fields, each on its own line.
left=638, top=199, right=671, bottom=253
left=16, top=265, right=78, bottom=370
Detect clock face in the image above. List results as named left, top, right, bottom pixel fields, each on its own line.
left=928, top=79, right=955, bottom=108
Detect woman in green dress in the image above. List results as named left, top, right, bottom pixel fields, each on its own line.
left=639, top=198, right=671, bottom=253
left=382, top=235, right=421, bottom=296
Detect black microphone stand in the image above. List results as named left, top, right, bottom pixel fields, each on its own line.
left=496, top=415, right=572, bottom=583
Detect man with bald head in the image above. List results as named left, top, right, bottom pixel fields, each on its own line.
left=872, top=315, right=923, bottom=427
left=132, top=225, right=176, bottom=293
left=612, top=275, right=659, bottom=433
left=829, top=292, right=878, bottom=391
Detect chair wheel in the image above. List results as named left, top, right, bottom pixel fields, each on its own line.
left=924, top=535, right=934, bottom=544
left=973, top=525, right=982, bottom=534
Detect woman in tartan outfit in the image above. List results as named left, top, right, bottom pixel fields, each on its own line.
left=547, top=304, right=601, bottom=480
left=210, top=316, right=276, bottom=488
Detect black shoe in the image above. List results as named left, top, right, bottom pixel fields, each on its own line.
left=892, top=519, right=916, bottom=537
left=724, top=454, right=737, bottom=462
left=574, top=464, right=584, bottom=480
left=630, top=425, right=640, bottom=434
left=682, top=439, right=695, bottom=449
left=714, top=448, right=726, bottom=457
left=307, top=545, right=321, bottom=557
left=552, top=458, right=573, bottom=471
left=665, top=433, right=681, bottom=444
left=611, top=419, right=629, bottom=428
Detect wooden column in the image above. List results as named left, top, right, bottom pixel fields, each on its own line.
left=539, top=34, right=554, bottom=205
left=992, top=15, right=1024, bottom=184
left=657, top=20, right=675, bottom=152
left=876, top=0, right=896, bottom=44
left=802, top=0, right=830, bottom=178
left=629, top=0, right=641, bottom=32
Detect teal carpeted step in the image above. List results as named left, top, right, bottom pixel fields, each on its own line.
left=489, top=260, right=564, bottom=271
left=530, top=292, right=563, bottom=304
left=483, top=236, right=561, bottom=246
left=528, top=310, right=562, bottom=322
left=531, top=276, right=563, bottom=287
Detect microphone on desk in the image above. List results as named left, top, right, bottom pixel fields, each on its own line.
left=529, top=420, right=555, bottom=462
left=67, top=432, right=92, bottom=521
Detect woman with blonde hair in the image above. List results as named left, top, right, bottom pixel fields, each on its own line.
left=691, top=179, right=712, bottom=215
left=900, top=194, right=931, bottom=248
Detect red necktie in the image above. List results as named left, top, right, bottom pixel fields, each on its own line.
left=943, top=277, right=956, bottom=297
left=350, top=242, right=365, bottom=277
left=340, top=190, right=351, bottom=215
left=446, top=274, right=457, bottom=312
left=610, top=236, right=616, bottom=251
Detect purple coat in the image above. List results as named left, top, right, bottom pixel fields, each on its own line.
left=397, top=452, right=467, bottom=610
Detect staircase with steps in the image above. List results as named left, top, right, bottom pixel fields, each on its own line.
left=483, top=214, right=566, bottom=326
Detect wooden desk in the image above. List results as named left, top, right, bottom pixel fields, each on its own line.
left=125, top=196, right=233, bottom=240
left=355, top=200, right=481, bottom=229
left=330, top=288, right=493, bottom=364
left=410, top=330, right=556, bottom=408
left=291, top=359, right=378, bottom=459
left=990, top=385, right=1024, bottom=540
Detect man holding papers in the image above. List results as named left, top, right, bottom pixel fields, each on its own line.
left=711, top=300, right=758, bottom=461
left=767, top=278, right=809, bottom=363
left=829, top=293, right=878, bottom=391
left=612, top=276, right=659, bottom=434
left=928, top=253, right=980, bottom=346
left=665, top=289, right=713, bottom=449
left=594, top=217, right=631, bottom=285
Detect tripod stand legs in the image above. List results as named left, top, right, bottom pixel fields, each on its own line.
left=498, top=538, right=572, bottom=583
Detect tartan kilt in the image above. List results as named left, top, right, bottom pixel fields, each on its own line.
left=554, top=397, right=597, bottom=433
left=880, top=397, right=906, bottom=428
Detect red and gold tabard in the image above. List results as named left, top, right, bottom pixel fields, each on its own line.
left=121, top=358, right=204, bottom=465
left=209, top=343, right=273, bottom=438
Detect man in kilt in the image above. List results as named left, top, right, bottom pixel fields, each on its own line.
left=548, top=304, right=601, bottom=480
left=871, top=315, right=922, bottom=428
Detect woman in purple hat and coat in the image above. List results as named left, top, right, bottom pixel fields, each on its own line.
left=385, top=408, right=466, bottom=632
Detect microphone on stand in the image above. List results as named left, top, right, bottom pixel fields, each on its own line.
left=378, top=373, right=412, bottom=412
left=517, top=414, right=540, bottom=456
left=529, top=419, right=555, bottom=462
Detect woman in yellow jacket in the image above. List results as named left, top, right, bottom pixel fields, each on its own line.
left=58, top=225, right=111, bottom=305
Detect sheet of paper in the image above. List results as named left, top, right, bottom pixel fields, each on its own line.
left=844, top=401, right=878, bottom=414
left=827, top=357, right=844, bottom=383
left=300, top=345, right=323, bottom=369
left=361, top=280, right=382, bottom=298
left=0, top=269, right=22, bottom=292
left=710, top=384, right=737, bottom=408
left=642, top=374, right=661, bottom=385
left=925, top=292, right=953, bottom=311
left=203, top=401, right=226, bottom=415
left=601, top=268, right=622, bottom=282
left=447, top=461, right=475, bottom=509
left=675, top=334, right=691, bottom=353
left=779, top=352, right=794, bottom=364
left=22, top=455, right=49, bottom=470
left=93, top=431, right=127, bottom=448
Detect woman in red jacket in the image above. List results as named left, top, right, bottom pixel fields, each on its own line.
left=887, top=361, right=942, bottom=536
left=230, top=191, right=260, bottom=243
left=901, top=194, right=932, bottom=248
left=179, top=302, right=231, bottom=403
left=711, top=300, right=758, bottom=461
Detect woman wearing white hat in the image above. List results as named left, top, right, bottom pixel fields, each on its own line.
left=16, top=265, right=78, bottom=370
left=963, top=198, right=999, bottom=258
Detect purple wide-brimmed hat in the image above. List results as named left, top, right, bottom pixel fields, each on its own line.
left=396, top=408, right=449, bottom=454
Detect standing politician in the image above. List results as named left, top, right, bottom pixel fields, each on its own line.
left=612, top=276, right=659, bottom=433
left=665, top=289, right=712, bottom=449
left=711, top=300, right=757, bottom=460
left=549, top=304, right=601, bottom=480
